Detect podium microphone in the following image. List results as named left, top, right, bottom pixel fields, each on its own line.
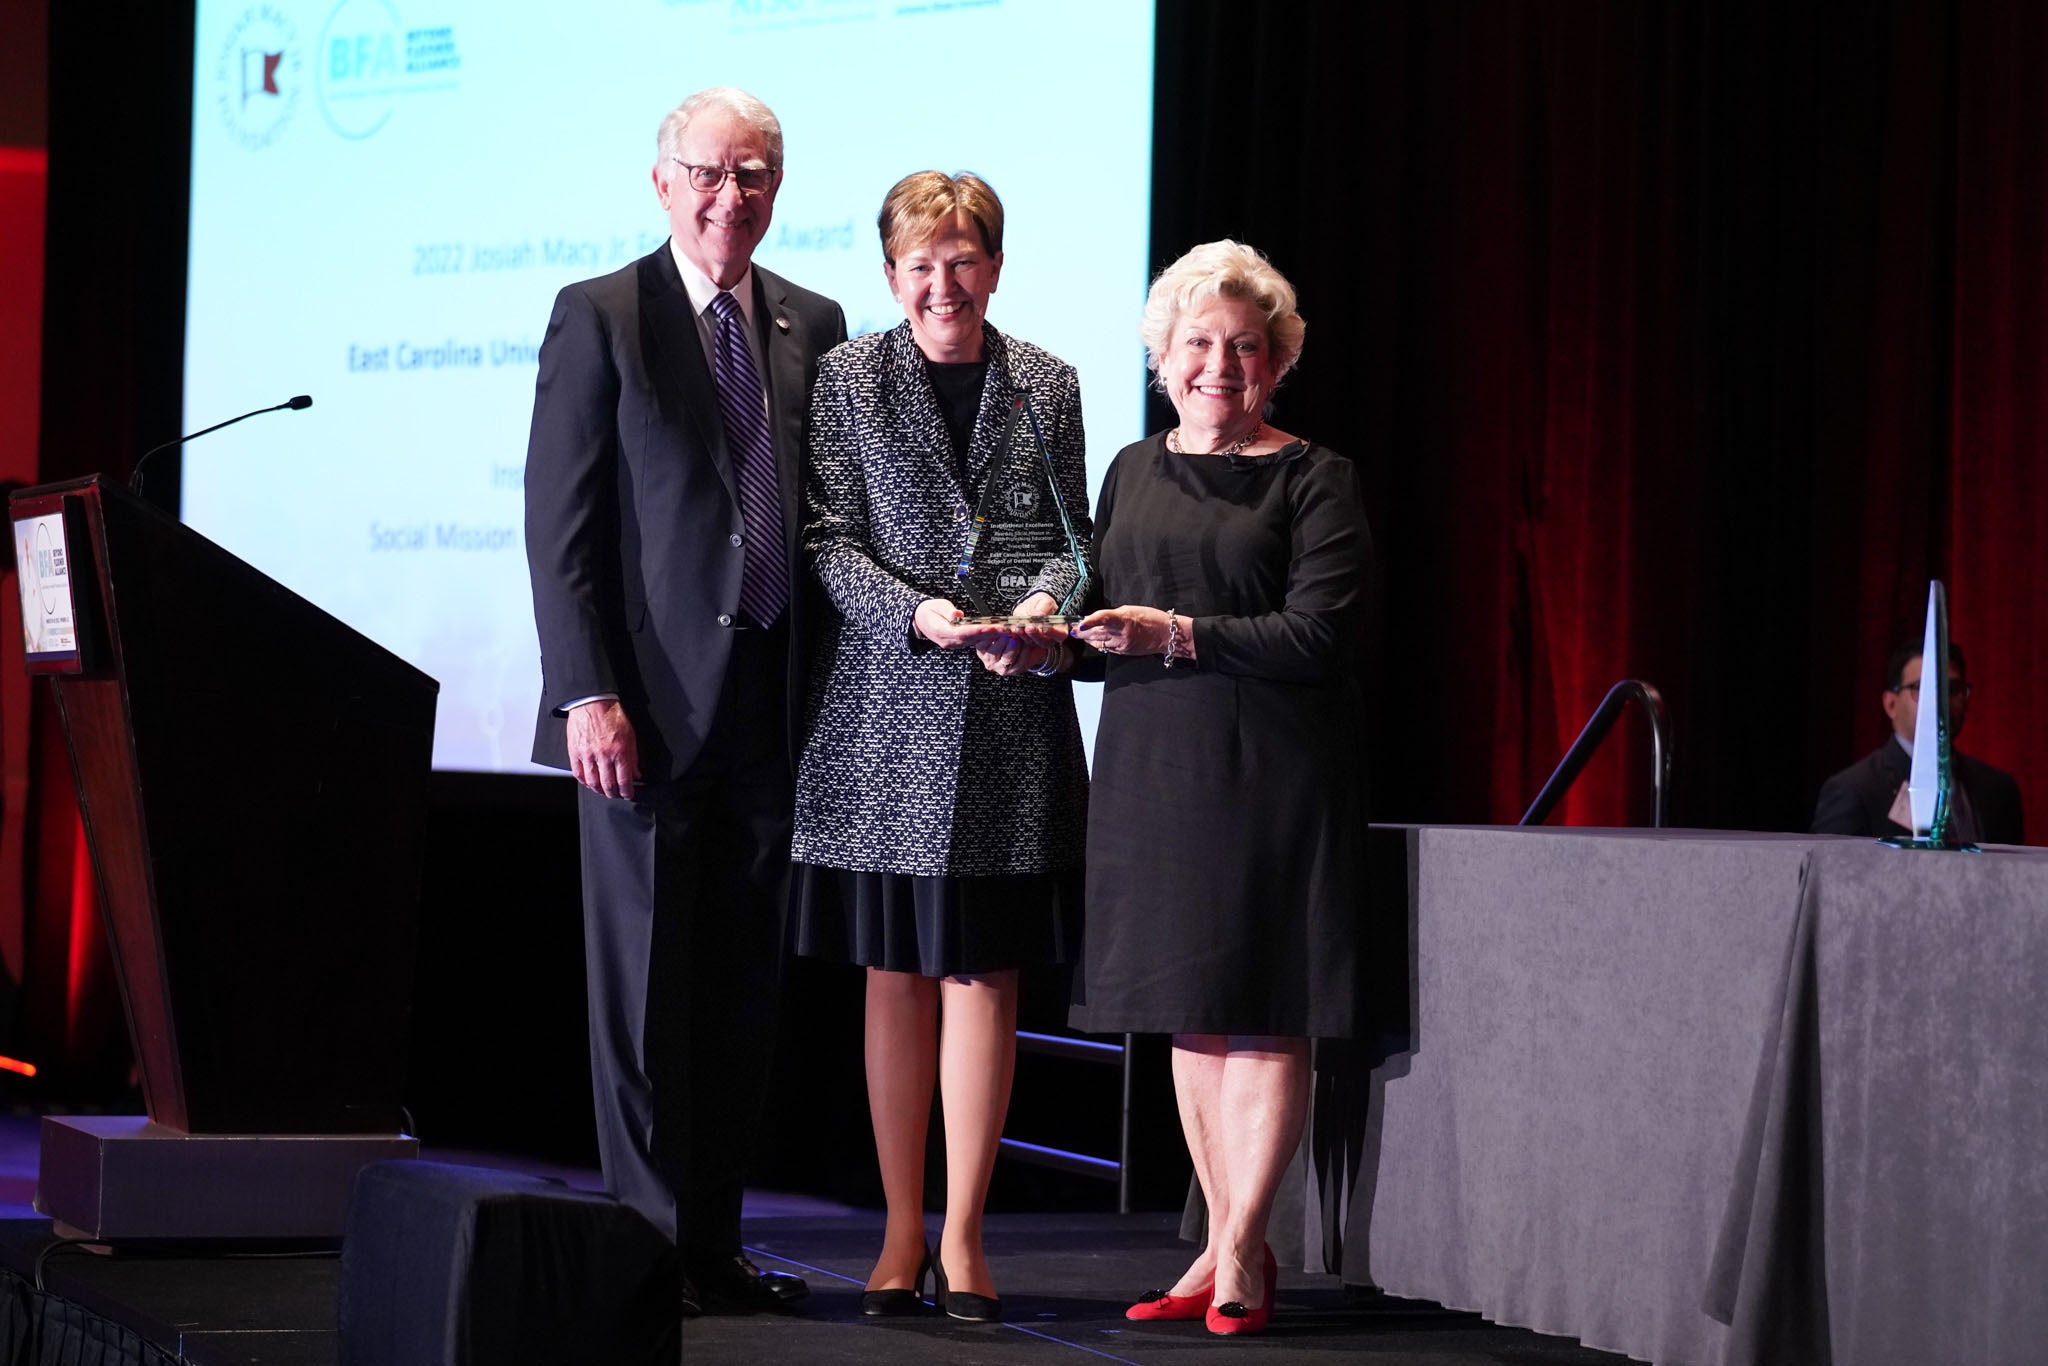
left=130, top=395, right=313, bottom=494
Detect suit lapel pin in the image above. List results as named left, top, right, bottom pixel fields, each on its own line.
left=775, top=314, right=791, bottom=332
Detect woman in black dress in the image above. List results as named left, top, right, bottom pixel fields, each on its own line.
left=1070, top=240, right=1372, bottom=1337
left=790, top=172, right=1091, bottom=1322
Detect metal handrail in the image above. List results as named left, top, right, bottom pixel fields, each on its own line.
left=1001, top=1030, right=1135, bottom=1212
left=1519, top=679, right=1673, bottom=828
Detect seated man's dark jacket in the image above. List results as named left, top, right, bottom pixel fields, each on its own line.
left=1812, top=739, right=2026, bottom=845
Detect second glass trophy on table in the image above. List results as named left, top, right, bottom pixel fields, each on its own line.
left=952, top=387, right=1089, bottom=628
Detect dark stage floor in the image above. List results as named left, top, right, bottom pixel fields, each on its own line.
left=0, top=1216, right=340, bottom=1366
left=699, top=1211, right=1643, bottom=1366
left=0, top=1116, right=1641, bottom=1365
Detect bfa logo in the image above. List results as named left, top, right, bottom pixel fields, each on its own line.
left=998, top=571, right=1031, bottom=592
left=317, top=0, right=463, bottom=141
left=214, top=7, right=302, bottom=151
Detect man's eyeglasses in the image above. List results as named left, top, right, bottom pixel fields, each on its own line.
left=670, top=158, right=778, bottom=195
left=1893, top=680, right=1974, bottom=701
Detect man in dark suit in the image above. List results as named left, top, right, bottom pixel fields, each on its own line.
left=1812, top=639, right=2026, bottom=845
left=523, top=87, right=847, bottom=1316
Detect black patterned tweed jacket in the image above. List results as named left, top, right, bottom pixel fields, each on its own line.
left=792, top=321, right=1092, bottom=877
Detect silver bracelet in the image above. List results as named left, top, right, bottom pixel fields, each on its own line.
left=1162, top=609, right=1183, bottom=668
left=1027, top=641, right=1066, bottom=677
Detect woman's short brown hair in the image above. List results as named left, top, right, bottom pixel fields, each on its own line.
left=877, top=171, right=1004, bottom=264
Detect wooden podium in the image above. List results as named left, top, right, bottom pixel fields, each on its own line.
left=9, top=477, right=437, bottom=1239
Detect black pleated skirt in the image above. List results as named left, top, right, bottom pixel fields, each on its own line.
left=791, top=863, right=1082, bottom=977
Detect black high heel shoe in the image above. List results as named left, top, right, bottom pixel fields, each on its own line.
left=860, top=1244, right=933, bottom=1317
left=933, top=1257, right=1002, bottom=1323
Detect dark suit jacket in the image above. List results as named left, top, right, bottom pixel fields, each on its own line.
left=1812, top=739, right=2027, bottom=845
left=524, top=246, right=847, bottom=778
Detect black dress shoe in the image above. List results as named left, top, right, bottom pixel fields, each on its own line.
left=860, top=1245, right=932, bottom=1317
left=692, top=1254, right=808, bottom=1314
left=932, top=1258, right=1001, bottom=1323
left=741, top=1255, right=809, bottom=1305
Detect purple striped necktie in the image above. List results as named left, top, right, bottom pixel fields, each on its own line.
left=708, top=290, right=787, bottom=625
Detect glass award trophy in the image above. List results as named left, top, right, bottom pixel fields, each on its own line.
left=953, top=387, right=1089, bottom=627
left=1881, top=579, right=1976, bottom=852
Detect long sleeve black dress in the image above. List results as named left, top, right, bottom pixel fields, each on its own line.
left=1071, top=434, right=1373, bottom=1037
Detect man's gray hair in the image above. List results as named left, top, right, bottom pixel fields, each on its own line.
left=656, top=87, right=784, bottom=171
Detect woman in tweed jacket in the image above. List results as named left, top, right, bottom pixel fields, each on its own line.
left=790, top=171, right=1090, bottom=1322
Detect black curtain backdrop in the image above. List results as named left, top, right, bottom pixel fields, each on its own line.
left=25, top=1, right=2048, bottom=1165
left=1152, top=0, right=2047, bottom=834
left=17, top=0, right=194, bottom=1098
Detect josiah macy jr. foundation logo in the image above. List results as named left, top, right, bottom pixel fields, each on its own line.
left=215, top=7, right=304, bottom=151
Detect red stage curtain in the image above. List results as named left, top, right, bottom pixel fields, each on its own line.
left=0, top=147, right=47, bottom=1000
left=4, top=140, right=126, bottom=1092
left=1944, top=3, right=2048, bottom=836
left=1155, top=1, right=2047, bottom=835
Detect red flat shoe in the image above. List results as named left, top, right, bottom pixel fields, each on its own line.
left=1205, top=1244, right=1278, bottom=1336
left=1205, top=1287, right=1272, bottom=1336
left=1125, top=1282, right=1213, bottom=1322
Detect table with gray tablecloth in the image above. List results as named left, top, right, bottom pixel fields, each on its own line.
left=1317, top=825, right=2048, bottom=1366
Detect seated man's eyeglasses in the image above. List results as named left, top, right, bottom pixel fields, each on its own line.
left=1894, top=680, right=1974, bottom=701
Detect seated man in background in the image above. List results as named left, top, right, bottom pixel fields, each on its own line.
left=1812, top=640, right=2026, bottom=845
